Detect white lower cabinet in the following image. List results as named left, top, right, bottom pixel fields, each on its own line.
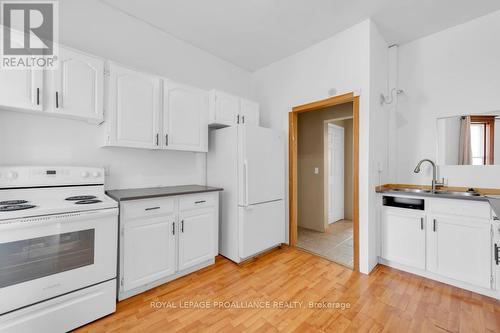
left=122, top=215, right=176, bottom=292
left=380, top=195, right=496, bottom=298
left=119, top=193, right=218, bottom=300
left=427, top=215, right=491, bottom=288
left=381, top=208, right=426, bottom=270
left=178, top=208, right=216, bottom=270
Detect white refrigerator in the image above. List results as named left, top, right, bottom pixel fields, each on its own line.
left=207, top=125, right=285, bottom=263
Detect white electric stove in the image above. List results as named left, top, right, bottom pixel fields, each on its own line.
left=0, top=166, right=118, bottom=333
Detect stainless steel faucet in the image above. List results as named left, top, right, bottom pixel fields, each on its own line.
left=413, top=159, right=444, bottom=192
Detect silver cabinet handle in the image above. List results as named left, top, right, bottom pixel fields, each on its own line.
left=155, top=133, right=159, bottom=146
left=433, top=219, right=437, bottom=232
left=145, top=206, right=160, bottom=211
left=165, top=134, right=168, bottom=146
left=420, top=217, right=424, bottom=230
left=181, top=220, right=184, bottom=233
left=55, top=91, right=59, bottom=108
left=242, top=115, right=245, bottom=124
left=237, top=114, right=240, bottom=124
left=36, top=88, right=40, bottom=105
left=172, top=222, right=175, bottom=235
left=194, top=200, right=206, bottom=204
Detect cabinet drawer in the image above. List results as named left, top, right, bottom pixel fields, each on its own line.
left=428, top=198, right=491, bottom=220
left=121, top=197, right=175, bottom=220
left=179, top=193, right=216, bottom=211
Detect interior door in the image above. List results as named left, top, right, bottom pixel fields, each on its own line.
left=328, top=124, right=344, bottom=222
left=238, top=200, right=284, bottom=259
left=240, top=99, right=259, bottom=126
left=49, top=46, right=104, bottom=122
left=108, top=62, right=160, bottom=149
left=178, top=208, right=215, bottom=271
left=238, top=126, right=285, bottom=206
left=163, top=81, right=208, bottom=152
left=122, top=216, right=176, bottom=291
left=427, top=216, right=491, bottom=288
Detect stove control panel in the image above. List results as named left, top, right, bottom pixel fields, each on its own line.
left=0, top=167, right=105, bottom=188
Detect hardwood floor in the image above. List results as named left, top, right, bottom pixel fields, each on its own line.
left=76, top=247, right=500, bottom=333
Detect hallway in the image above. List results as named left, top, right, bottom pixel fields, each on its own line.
left=297, top=220, right=353, bottom=268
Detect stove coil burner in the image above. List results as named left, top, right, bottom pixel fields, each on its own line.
left=65, top=195, right=97, bottom=201
left=0, top=204, right=36, bottom=211
left=74, top=199, right=102, bottom=205
left=0, top=200, right=28, bottom=205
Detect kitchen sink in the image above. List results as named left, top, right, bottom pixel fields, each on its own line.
left=433, top=190, right=481, bottom=197
left=391, top=188, right=432, bottom=193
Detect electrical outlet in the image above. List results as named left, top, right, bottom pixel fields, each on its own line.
left=314, top=167, right=319, bottom=174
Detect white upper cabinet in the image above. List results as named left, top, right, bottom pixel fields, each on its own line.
left=209, top=90, right=240, bottom=127
left=208, top=90, right=260, bottom=127
left=46, top=46, right=104, bottom=123
left=240, top=98, right=260, bottom=126
left=162, top=81, right=208, bottom=152
left=105, top=62, right=161, bottom=149
left=0, top=68, right=43, bottom=112
left=0, top=30, right=43, bottom=113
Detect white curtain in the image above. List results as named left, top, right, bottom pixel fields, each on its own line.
left=458, top=116, right=472, bottom=165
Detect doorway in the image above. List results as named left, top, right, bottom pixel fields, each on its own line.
left=289, top=93, right=359, bottom=270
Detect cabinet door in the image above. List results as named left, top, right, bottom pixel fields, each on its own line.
left=381, top=208, right=426, bottom=270
left=427, top=216, right=491, bottom=288
left=0, top=69, right=43, bottom=112
left=209, top=90, right=239, bottom=126
left=122, top=215, right=176, bottom=291
left=163, top=81, right=208, bottom=152
left=0, top=31, right=43, bottom=113
left=48, top=46, right=104, bottom=122
left=240, top=99, right=259, bottom=126
left=107, top=62, right=160, bottom=148
left=178, top=208, right=216, bottom=271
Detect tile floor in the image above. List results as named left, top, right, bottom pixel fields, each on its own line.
left=297, top=220, right=353, bottom=268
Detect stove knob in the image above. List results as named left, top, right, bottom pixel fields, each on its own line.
left=81, top=171, right=90, bottom=178
left=6, top=171, right=18, bottom=180
left=92, top=171, right=101, bottom=178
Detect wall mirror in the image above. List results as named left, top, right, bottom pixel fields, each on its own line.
left=437, top=111, right=500, bottom=166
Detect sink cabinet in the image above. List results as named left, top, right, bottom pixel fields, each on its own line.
left=380, top=195, right=497, bottom=299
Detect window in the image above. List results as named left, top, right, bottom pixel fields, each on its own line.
left=470, top=116, right=495, bottom=165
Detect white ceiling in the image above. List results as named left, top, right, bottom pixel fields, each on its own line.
left=101, top=0, right=500, bottom=71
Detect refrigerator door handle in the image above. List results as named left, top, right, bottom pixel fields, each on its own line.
left=244, top=159, right=249, bottom=207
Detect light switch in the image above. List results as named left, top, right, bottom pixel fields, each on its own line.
left=314, top=167, right=319, bottom=174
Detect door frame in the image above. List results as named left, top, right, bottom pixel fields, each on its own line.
left=289, top=92, right=359, bottom=271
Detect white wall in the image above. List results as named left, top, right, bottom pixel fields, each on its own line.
left=394, top=10, right=500, bottom=188
left=252, top=20, right=389, bottom=274
left=0, top=0, right=253, bottom=190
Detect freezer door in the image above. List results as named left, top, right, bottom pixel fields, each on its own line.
left=238, top=126, right=285, bottom=206
left=238, top=200, right=285, bottom=259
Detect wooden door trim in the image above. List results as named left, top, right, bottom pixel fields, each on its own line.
left=289, top=92, right=360, bottom=271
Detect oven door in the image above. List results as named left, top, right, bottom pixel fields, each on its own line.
left=0, top=208, right=118, bottom=314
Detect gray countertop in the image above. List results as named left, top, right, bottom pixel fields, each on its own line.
left=106, top=185, right=223, bottom=202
